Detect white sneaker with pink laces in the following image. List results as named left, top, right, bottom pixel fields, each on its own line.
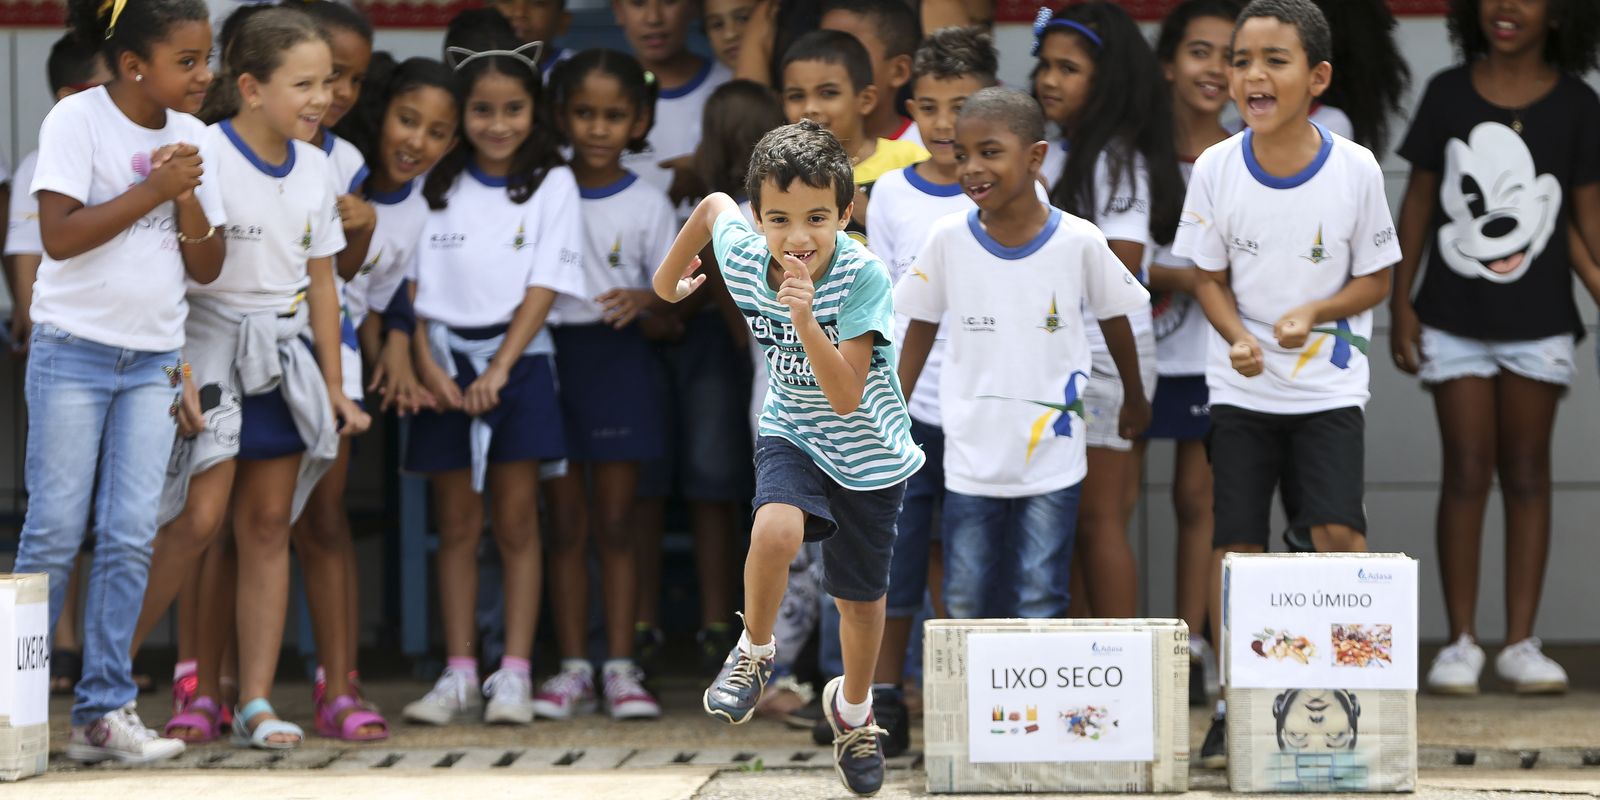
left=603, top=662, right=661, bottom=720
left=533, top=664, right=597, bottom=720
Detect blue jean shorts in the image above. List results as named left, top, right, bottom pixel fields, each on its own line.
left=752, top=436, right=905, bottom=603
left=1419, top=325, right=1576, bottom=387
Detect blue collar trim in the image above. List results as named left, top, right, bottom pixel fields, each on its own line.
left=579, top=172, right=638, bottom=200
left=903, top=164, right=963, bottom=197
left=318, top=129, right=338, bottom=155
left=1242, top=120, right=1332, bottom=189
left=467, top=160, right=509, bottom=187
left=658, top=58, right=713, bottom=100
left=965, top=206, right=1061, bottom=260
left=367, top=178, right=414, bottom=205
left=222, top=119, right=295, bottom=179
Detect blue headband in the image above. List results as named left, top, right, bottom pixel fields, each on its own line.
left=1032, top=7, right=1102, bottom=56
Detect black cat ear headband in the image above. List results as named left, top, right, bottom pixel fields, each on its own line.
left=446, top=41, right=545, bottom=74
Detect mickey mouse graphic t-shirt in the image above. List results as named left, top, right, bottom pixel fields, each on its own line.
left=1398, top=67, right=1600, bottom=341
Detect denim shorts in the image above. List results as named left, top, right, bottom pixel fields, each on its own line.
left=638, top=311, right=753, bottom=501
left=752, top=436, right=905, bottom=603
left=885, top=419, right=944, bottom=618
left=1083, top=330, right=1159, bottom=451
left=1418, top=325, right=1576, bottom=387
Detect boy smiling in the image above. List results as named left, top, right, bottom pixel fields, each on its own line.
left=895, top=88, right=1149, bottom=625
left=1172, top=0, right=1400, bottom=767
left=653, top=120, right=921, bottom=797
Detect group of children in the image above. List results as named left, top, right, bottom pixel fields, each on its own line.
left=4, top=0, right=1599, bottom=794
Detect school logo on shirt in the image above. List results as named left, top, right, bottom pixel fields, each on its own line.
left=1039, top=294, right=1064, bottom=333
left=608, top=236, right=622, bottom=268
left=1291, top=318, right=1370, bottom=377
left=221, top=224, right=264, bottom=242
left=359, top=247, right=381, bottom=276
left=982, top=371, right=1088, bottom=462
left=510, top=223, right=528, bottom=251
left=909, top=267, right=929, bottom=282
left=299, top=216, right=313, bottom=252
left=1301, top=225, right=1332, bottom=265
left=430, top=233, right=466, bottom=249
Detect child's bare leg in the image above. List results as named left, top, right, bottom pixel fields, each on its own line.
left=232, top=454, right=301, bottom=744
left=632, top=497, right=665, bottom=629
left=132, top=463, right=238, bottom=652
left=544, top=470, right=591, bottom=660
left=1431, top=377, right=1495, bottom=639
left=1494, top=373, right=1560, bottom=644
left=693, top=500, right=737, bottom=628
left=488, top=462, right=541, bottom=663
left=431, top=470, right=484, bottom=661
left=591, top=462, right=642, bottom=658
left=1076, top=446, right=1139, bottom=617
left=835, top=597, right=886, bottom=706
left=744, top=503, right=805, bottom=645
left=1173, top=440, right=1214, bottom=635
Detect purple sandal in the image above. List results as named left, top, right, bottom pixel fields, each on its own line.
left=317, top=694, right=390, bottom=742
left=164, top=695, right=224, bottom=743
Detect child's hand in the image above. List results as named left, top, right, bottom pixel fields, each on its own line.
left=1230, top=336, right=1265, bottom=377
left=597, top=288, right=655, bottom=329
left=667, top=255, right=708, bottom=301
left=331, top=391, right=371, bottom=437
left=1274, top=305, right=1316, bottom=349
left=337, top=194, right=376, bottom=235
left=462, top=363, right=509, bottom=416
left=176, top=372, right=205, bottom=437
left=372, top=339, right=436, bottom=415
left=147, top=143, right=204, bottom=202
left=418, top=357, right=464, bottom=411
left=1119, top=391, right=1151, bottom=442
left=776, top=253, right=816, bottom=323
left=1389, top=302, right=1422, bottom=375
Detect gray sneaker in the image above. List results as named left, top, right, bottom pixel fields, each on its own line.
left=702, top=616, right=774, bottom=725
left=66, top=704, right=185, bottom=764
left=823, top=677, right=888, bottom=797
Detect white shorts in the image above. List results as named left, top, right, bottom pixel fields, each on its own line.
left=1418, top=325, right=1576, bottom=387
left=1083, top=327, right=1159, bottom=451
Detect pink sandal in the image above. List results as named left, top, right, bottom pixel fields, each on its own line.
left=317, top=694, right=389, bottom=742
left=164, top=696, right=224, bottom=743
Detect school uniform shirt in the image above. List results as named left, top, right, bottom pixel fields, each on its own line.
left=866, top=164, right=972, bottom=427
left=1149, top=159, right=1210, bottom=377
left=412, top=164, right=586, bottom=347
left=895, top=206, right=1150, bottom=497
left=3, top=150, right=40, bottom=257
left=320, top=131, right=370, bottom=195
left=1397, top=66, right=1600, bottom=341
left=28, top=87, right=228, bottom=351
left=355, top=179, right=428, bottom=331
left=550, top=172, right=675, bottom=326
left=189, top=121, right=345, bottom=315
left=1042, top=141, right=1157, bottom=355
left=622, top=58, right=732, bottom=199
left=1172, top=122, right=1401, bottom=415
left=714, top=209, right=924, bottom=491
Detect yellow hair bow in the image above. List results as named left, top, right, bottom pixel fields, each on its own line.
left=99, top=0, right=129, bottom=39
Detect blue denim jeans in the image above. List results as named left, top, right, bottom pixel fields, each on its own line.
left=941, top=484, right=1083, bottom=620
left=14, top=324, right=180, bottom=726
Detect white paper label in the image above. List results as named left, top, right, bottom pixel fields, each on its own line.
left=8, top=595, right=49, bottom=727
left=1226, top=556, right=1418, bottom=691
left=965, top=631, right=1155, bottom=763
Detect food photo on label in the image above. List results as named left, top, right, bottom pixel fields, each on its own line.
left=1252, top=628, right=1317, bottom=663
left=1332, top=623, right=1393, bottom=668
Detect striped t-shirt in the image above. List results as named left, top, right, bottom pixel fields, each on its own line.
left=713, top=210, right=924, bottom=491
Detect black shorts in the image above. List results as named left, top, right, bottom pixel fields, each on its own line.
left=751, top=436, right=905, bottom=603
left=1207, top=404, right=1366, bottom=548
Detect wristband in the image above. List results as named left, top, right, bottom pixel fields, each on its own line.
left=176, top=226, right=216, bottom=244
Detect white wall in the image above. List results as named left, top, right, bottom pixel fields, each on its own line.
left=3, top=17, right=1599, bottom=642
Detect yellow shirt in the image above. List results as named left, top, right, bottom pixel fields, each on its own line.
left=854, top=138, right=930, bottom=190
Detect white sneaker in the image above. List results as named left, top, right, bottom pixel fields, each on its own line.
left=603, top=662, right=662, bottom=720
left=66, top=704, right=186, bottom=764
left=402, top=668, right=483, bottom=725
left=1495, top=637, right=1568, bottom=694
left=1426, top=634, right=1485, bottom=695
left=483, top=669, right=536, bottom=724
left=1189, top=637, right=1220, bottom=699
left=533, top=666, right=597, bottom=720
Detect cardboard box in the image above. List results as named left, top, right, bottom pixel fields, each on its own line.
left=1222, top=554, right=1418, bottom=793
left=0, top=573, right=49, bottom=782
left=923, top=618, right=1189, bottom=793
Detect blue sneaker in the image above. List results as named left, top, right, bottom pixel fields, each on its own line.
left=823, top=676, right=889, bottom=797
left=701, top=616, right=774, bottom=725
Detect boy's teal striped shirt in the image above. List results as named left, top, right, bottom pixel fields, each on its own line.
left=713, top=210, right=924, bottom=490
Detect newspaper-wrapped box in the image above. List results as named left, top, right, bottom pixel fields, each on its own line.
left=1222, top=553, right=1417, bottom=793
left=0, top=573, right=49, bottom=782
left=923, top=618, right=1189, bottom=793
